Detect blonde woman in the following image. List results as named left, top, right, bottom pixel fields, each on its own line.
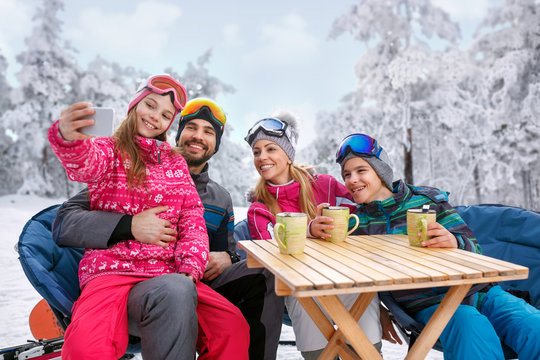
left=245, top=112, right=382, bottom=359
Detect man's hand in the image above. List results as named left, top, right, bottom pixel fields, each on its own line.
left=203, top=252, right=232, bottom=281
left=58, top=102, right=96, bottom=141
left=380, top=304, right=403, bottom=345
left=132, top=206, right=177, bottom=248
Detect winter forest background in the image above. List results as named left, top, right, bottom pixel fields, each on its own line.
left=0, top=0, right=538, bottom=211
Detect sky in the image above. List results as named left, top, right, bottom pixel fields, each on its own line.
left=0, top=0, right=490, bottom=148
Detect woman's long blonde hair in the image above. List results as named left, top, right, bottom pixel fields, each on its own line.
left=253, top=163, right=318, bottom=221
left=113, top=105, right=173, bottom=189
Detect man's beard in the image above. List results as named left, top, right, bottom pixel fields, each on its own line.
left=179, top=142, right=213, bottom=167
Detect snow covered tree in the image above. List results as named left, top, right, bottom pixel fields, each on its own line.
left=77, top=56, right=142, bottom=117
left=0, top=52, right=11, bottom=111
left=1, top=0, right=81, bottom=197
left=75, top=56, right=149, bottom=133
left=308, top=0, right=466, bottom=192
left=165, top=51, right=254, bottom=205
left=0, top=50, right=20, bottom=195
left=468, top=0, right=540, bottom=210
left=323, top=0, right=461, bottom=186
left=210, top=125, right=257, bottom=206
left=308, top=0, right=539, bottom=210
left=300, top=96, right=386, bottom=180
left=165, top=49, right=235, bottom=141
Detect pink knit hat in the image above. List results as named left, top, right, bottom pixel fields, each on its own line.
left=127, top=74, right=188, bottom=131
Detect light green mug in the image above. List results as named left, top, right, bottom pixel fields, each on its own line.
left=322, top=206, right=360, bottom=242
left=274, top=212, right=308, bottom=255
left=407, top=208, right=437, bottom=246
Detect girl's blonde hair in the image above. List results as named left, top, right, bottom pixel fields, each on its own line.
left=113, top=103, right=175, bottom=189
left=253, top=163, right=318, bottom=221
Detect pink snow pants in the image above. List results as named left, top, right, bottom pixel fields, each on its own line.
left=62, top=275, right=249, bottom=360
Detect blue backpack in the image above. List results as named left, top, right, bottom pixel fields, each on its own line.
left=456, top=204, right=540, bottom=309
left=17, top=205, right=83, bottom=324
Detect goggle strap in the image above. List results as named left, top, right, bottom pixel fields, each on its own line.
left=145, top=85, right=184, bottom=110
left=245, top=123, right=290, bottom=146
left=183, top=109, right=224, bottom=130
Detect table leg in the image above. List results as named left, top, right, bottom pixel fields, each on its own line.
left=296, top=297, right=363, bottom=360
left=318, top=294, right=383, bottom=360
left=405, top=284, right=472, bottom=360
left=297, top=297, right=335, bottom=338
left=320, top=292, right=376, bottom=359
left=321, top=343, right=358, bottom=360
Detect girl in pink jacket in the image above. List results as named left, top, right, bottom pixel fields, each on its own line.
left=49, top=75, right=248, bottom=360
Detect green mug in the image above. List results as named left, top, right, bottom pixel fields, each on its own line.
left=274, top=212, right=307, bottom=255
left=322, top=206, right=360, bottom=242
left=407, top=208, right=437, bottom=246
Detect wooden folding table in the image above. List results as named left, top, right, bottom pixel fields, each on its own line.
left=239, top=235, right=529, bottom=360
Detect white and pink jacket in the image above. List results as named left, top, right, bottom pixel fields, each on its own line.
left=48, top=121, right=209, bottom=288
left=247, top=174, right=357, bottom=240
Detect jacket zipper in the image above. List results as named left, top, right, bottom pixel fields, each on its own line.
left=379, top=203, right=391, bottom=233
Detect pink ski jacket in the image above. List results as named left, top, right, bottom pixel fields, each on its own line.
left=247, top=174, right=357, bottom=240
left=48, top=121, right=209, bottom=288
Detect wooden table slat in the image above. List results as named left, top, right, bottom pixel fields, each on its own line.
left=278, top=244, right=359, bottom=288
left=345, top=237, right=450, bottom=282
left=374, top=235, right=494, bottom=277
left=430, top=246, right=529, bottom=275
left=363, top=235, right=470, bottom=279
left=256, top=240, right=335, bottom=289
left=367, top=235, right=527, bottom=277
left=335, top=241, right=431, bottom=282
left=305, top=240, right=392, bottom=285
left=239, top=241, right=313, bottom=290
left=301, top=245, right=376, bottom=287
left=414, top=248, right=507, bottom=277
left=309, top=239, right=412, bottom=284
left=458, top=251, right=529, bottom=275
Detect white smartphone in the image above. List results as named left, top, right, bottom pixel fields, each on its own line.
left=80, top=107, right=115, bottom=137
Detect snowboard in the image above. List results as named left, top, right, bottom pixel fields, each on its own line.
left=29, top=299, right=64, bottom=340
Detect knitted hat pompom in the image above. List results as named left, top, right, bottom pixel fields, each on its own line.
left=247, top=110, right=300, bottom=162
left=270, top=110, right=299, bottom=147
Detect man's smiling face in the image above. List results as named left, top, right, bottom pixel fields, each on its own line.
left=177, top=118, right=217, bottom=167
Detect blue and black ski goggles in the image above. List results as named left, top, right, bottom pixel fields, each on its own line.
left=244, top=117, right=293, bottom=146
left=335, top=133, right=383, bottom=163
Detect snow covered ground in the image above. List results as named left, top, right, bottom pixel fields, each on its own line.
left=0, top=194, right=443, bottom=359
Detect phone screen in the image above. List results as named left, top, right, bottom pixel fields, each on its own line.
left=80, top=107, right=115, bottom=137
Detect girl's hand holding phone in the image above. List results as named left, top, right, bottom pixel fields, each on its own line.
left=58, top=102, right=114, bottom=141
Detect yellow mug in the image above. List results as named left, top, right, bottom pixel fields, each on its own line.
left=274, top=212, right=307, bottom=255
left=322, top=206, right=360, bottom=242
